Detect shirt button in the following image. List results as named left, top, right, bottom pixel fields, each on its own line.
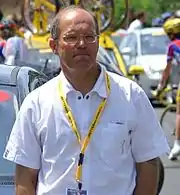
left=78, top=96, right=81, bottom=100
left=86, top=95, right=89, bottom=100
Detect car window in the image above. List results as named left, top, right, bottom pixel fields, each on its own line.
left=119, top=33, right=138, bottom=67
left=111, top=35, right=122, bottom=47
left=0, top=86, right=18, bottom=175
left=27, top=49, right=60, bottom=78
left=119, top=33, right=137, bottom=52
left=140, top=33, right=170, bottom=55
left=97, top=47, right=114, bottom=65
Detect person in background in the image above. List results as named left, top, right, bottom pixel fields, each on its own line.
left=127, top=11, right=146, bottom=32
left=0, top=19, right=14, bottom=63
left=0, top=28, right=6, bottom=63
left=2, top=18, right=29, bottom=66
left=157, top=18, right=180, bottom=160
left=161, top=12, right=173, bottom=24
left=152, top=17, right=163, bottom=27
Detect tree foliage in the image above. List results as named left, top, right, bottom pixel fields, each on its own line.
left=113, top=0, right=180, bottom=29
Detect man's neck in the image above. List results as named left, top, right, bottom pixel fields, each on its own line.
left=62, top=65, right=101, bottom=96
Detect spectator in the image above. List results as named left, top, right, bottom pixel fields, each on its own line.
left=127, top=11, right=146, bottom=32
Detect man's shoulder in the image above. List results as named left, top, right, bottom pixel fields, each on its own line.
left=168, top=40, right=180, bottom=53
left=128, top=19, right=141, bottom=29
left=26, top=76, right=59, bottom=103
left=107, top=71, right=142, bottom=96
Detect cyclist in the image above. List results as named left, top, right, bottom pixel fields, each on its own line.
left=157, top=18, right=180, bottom=160
left=0, top=19, right=14, bottom=63
left=2, top=18, right=29, bottom=66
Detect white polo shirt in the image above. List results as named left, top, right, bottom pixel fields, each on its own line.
left=3, top=67, right=169, bottom=195
left=127, top=19, right=143, bottom=32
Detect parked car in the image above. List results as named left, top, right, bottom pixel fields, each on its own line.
left=0, top=58, right=164, bottom=195
left=26, top=46, right=123, bottom=79
left=119, top=27, right=170, bottom=99
left=97, top=46, right=123, bottom=75
left=0, top=64, right=48, bottom=194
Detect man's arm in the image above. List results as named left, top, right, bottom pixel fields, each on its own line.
left=133, top=158, right=160, bottom=195
left=159, top=61, right=172, bottom=88
left=16, top=164, right=39, bottom=195
left=131, top=84, right=169, bottom=195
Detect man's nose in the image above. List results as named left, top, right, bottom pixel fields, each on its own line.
left=77, top=37, right=86, bottom=48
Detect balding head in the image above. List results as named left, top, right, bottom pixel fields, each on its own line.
left=50, top=5, right=99, bottom=40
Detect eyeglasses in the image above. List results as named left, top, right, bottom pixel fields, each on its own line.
left=62, top=34, right=99, bottom=45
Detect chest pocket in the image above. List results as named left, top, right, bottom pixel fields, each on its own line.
left=96, top=122, right=133, bottom=171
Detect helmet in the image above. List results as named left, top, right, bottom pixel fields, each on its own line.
left=174, top=10, right=180, bottom=18
left=163, top=18, right=180, bottom=34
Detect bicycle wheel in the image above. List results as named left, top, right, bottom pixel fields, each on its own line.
left=159, top=86, right=176, bottom=106
left=160, top=104, right=176, bottom=148
left=79, top=0, right=114, bottom=33
left=22, top=0, right=65, bottom=35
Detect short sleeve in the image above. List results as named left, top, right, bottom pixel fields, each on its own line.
left=131, top=87, right=170, bottom=163
left=3, top=93, right=41, bottom=169
left=2, top=38, right=16, bottom=57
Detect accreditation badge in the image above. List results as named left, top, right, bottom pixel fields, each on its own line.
left=66, top=188, right=88, bottom=195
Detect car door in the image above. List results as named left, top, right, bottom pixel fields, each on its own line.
left=0, top=87, right=18, bottom=194
left=120, top=33, right=138, bottom=66
left=17, top=68, right=49, bottom=105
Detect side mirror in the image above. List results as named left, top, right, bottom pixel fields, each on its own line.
left=128, top=65, right=144, bottom=75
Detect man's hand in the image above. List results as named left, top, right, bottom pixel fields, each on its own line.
left=15, top=164, right=39, bottom=195
left=156, top=84, right=164, bottom=97
left=133, top=157, right=160, bottom=195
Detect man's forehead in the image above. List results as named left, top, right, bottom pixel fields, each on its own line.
left=60, top=9, right=95, bottom=27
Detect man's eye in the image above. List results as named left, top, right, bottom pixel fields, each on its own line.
left=65, top=36, right=77, bottom=42
left=86, top=35, right=95, bottom=41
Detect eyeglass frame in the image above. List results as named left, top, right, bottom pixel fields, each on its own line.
left=62, top=33, right=100, bottom=45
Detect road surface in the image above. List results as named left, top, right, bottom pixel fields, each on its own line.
left=155, top=108, right=180, bottom=195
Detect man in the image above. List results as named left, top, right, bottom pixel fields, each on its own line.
left=0, top=27, right=6, bottom=63
left=157, top=18, right=180, bottom=160
left=0, top=19, right=13, bottom=63
left=2, top=18, right=29, bottom=66
left=3, top=5, right=169, bottom=195
left=127, top=11, right=146, bottom=32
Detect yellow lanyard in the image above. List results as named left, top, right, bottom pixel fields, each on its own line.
left=58, top=71, right=110, bottom=190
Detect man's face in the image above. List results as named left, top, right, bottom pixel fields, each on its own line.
left=56, top=9, right=99, bottom=71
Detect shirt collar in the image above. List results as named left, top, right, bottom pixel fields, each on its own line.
left=58, top=65, right=108, bottom=98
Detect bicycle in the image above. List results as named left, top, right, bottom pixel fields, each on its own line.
left=151, top=84, right=178, bottom=106
left=160, top=103, right=176, bottom=138
left=22, top=0, right=114, bottom=35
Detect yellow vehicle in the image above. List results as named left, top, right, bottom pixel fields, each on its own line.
left=23, top=0, right=144, bottom=79
left=22, top=0, right=114, bottom=35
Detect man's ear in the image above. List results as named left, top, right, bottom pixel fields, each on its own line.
left=49, top=38, right=58, bottom=54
